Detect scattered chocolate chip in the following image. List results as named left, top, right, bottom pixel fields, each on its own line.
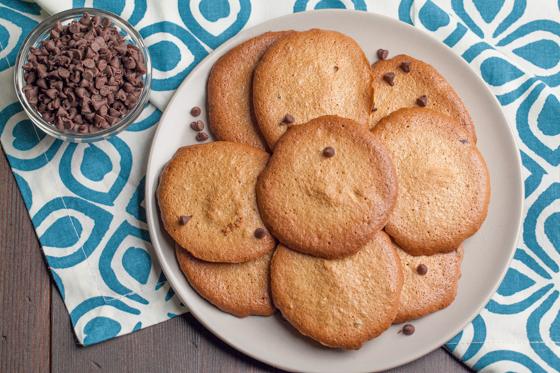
left=372, top=102, right=377, bottom=112
left=417, top=264, right=428, bottom=275
left=383, top=72, right=395, bottom=86
left=377, top=49, right=389, bottom=60
left=401, top=61, right=411, bottom=73
left=195, top=131, right=209, bottom=141
left=179, top=215, right=192, bottom=225
left=254, top=228, right=266, bottom=239
left=403, top=324, right=415, bottom=335
left=282, top=113, right=295, bottom=124
left=190, top=106, right=201, bottom=117
left=323, top=147, right=335, bottom=158
left=190, top=120, right=204, bottom=131
left=460, top=139, right=469, bottom=145
left=416, top=94, right=427, bottom=107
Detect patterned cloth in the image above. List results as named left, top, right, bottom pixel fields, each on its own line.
left=0, top=0, right=559, bottom=371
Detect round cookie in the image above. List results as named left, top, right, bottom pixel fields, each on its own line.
left=393, top=242, right=464, bottom=324
left=370, top=54, right=476, bottom=143
left=372, top=107, right=491, bottom=256
left=256, top=115, right=398, bottom=259
left=270, top=231, right=404, bottom=350
left=176, top=243, right=276, bottom=318
left=208, top=31, right=293, bottom=152
left=157, top=141, right=275, bottom=263
left=252, top=28, right=374, bottom=149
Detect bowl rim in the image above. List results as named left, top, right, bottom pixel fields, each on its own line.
left=14, top=7, right=153, bottom=143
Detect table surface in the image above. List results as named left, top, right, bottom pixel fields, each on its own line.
left=0, top=145, right=474, bottom=373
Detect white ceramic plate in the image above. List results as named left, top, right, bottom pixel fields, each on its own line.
left=146, top=10, right=524, bottom=373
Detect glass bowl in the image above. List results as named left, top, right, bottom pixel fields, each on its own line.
left=14, top=8, right=152, bottom=143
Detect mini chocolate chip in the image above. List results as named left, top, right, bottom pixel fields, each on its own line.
left=323, top=147, right=335, bottom=158
left=416, top=94, right=427, bottom=107
left=372, top=103, right=377, bottom=112
left=401, top=61, right=411, bottom=73
left=377, top=49, right=389, bottom=60
left=417, top=264, right=428, bottom=275
left=195, top=131, right=209, bottom=141
left=383, top=72, right=395, bottom=86
left=254, top=228, right=266, bottom=239
left=403, top=324, right=415, bottom=335
left=190, top=120, right=204, bottom=131
left=283, top=114, right=295, bottom=124
left=190, top=106, right=201, bottom=117
left=179, top=215, right=192, bottom=225
left=460, top=139, right=469, bottom=145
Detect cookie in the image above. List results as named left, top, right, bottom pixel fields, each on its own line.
left=270, top=231, right=404, bottom=350
left=372, top=107, right=491, bottom=256
left=176, top=243, right=276, bottom=318
left=208, top=31, right=293, bottom=152
left=157, top=141, right=275, bottom=263
left=393, top=242, right=464, bottom=324
left=252, top=28, right=374, bottom=149
left=256, top=115, right=398, bottom=259
left=370, top=54, right=476, bottom=143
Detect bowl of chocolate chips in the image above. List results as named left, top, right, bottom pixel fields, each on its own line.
left=14, top=8, right=152, bottom=142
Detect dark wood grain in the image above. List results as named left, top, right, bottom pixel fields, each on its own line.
left=0, top=144, right=473, bottom=373
left=0, top=147, right=51, bottom=373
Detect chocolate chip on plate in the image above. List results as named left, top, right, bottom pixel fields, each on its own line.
left=377, top=49, right=389, bottom=60
left=254, top=228, right=266, bottom=239
left=190, top=106, right=201, bottom=117
left=416, top=264, right=428, bottom=276
left=416, top=94, right=428, bottom=107
left=403, top=324, right=415, bottom=335
left=190, top=120, right=204, bottom=131
left=196, top=131, right=209, bottom=141
left=383, top=72, right=395, bottom=86
left=323, top=147, right=335, bottom=158
left=401, top=61, right=411, bottom=73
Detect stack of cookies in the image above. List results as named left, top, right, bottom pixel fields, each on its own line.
left=156, top=29, right=491, bottom=350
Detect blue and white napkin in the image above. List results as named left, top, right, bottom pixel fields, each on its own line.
left=1, top=1, right=559, bottom=371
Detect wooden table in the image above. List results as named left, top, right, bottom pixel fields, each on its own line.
left=0, top=147, right=473, bottom=373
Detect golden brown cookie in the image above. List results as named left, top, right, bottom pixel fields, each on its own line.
left=370, top=54, right=476, bottom=143
left=394, top=242, right=464, bottom=324
left=271, top=231, right=404, bottom=350
left=256, top=115, right=398, bottom=259
left=372, top=107, right=491, bottom=256
left=157, top=141, right=275, bottom=263
left=252, top=29, right=374, bottom=149
left=176, top=243, right=276, bottom=317
left=207, top=31, right=293, bottom=152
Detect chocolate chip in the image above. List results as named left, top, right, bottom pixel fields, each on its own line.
left=190, top=120, right=204, bottom=131
left=416, top=94, right=427, bottom=107
left=179, top=215, right=192, bottom=225
left=254, top=228, right=266, bottom=239
left=403, top=324, right=415, bottom=335
left=372, top=102, right=377, bottom=112
left=401, top=61, right=411, bottom=73
left=195, top=132, right=209, bottom=141
left=323, top=147, right=335, bottom=158
left=460, top=139, right=469, bottom=145
left=377, top=49, right=389, bottom=60
left=417, top=264, right=428, bottom=275
left=190, top=106, right=201, bottom=117
left=383, top=72, right=395, bottom=86
left=282, top=114, right=295, bottom=124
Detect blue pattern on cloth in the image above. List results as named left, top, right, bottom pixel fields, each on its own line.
left=0, top=1, right=559, bottom=371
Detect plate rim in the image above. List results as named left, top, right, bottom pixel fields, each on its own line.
left=145, top=8, right=524, bottom=372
